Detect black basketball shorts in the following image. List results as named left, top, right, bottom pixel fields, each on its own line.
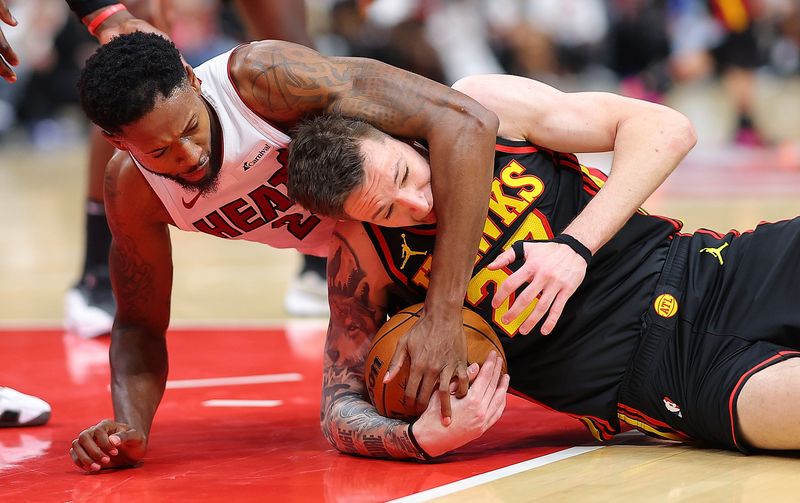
left=618, top=218, right=800, bottom=452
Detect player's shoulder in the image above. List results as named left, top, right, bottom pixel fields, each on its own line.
left=229, top=40, right=319, bottom=75
left=330, top=221, right=393, bottom=289
left=333, top=220, right=369, bottom=245
left=331, top=221, right=382, bottom=265
left=105, top=151, right=171, bottom=224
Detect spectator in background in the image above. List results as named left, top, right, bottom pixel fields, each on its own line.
left=607, top=0, right=672, bottom=103
left=317, top=0, right=446, bottom=83
left=0, top=0, right=71, bottom=141
left=0, top=0, right=52, bottom=429
left=669, top=0, right=770, bottom=146
left=485, top=0, right=609, bottom=85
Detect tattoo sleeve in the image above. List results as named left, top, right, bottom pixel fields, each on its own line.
left=320, top=232, right=425, bottom=460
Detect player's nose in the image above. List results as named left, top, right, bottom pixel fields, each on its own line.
left=397, top=189, right=431, bottom=221
left=176, top=140, right=203, bottom=166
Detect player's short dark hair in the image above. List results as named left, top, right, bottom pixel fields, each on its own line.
left=78, top=32, right=187, bottom=134
left=288, top=114, right=384, bottom=217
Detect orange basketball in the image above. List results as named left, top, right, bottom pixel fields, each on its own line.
left=364, top=303, right=507, bottom=420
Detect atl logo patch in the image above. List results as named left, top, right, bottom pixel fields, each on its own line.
left=654, top=293, right=678, bottom=318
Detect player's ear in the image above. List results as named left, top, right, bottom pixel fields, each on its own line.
left=100, top=130, right=128, bottom=151
left=185, top=64, right=201, bottom=92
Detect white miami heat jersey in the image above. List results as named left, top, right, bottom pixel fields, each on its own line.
left=132, top=47, right=334, bottom=256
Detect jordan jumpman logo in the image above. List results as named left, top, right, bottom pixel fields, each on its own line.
left=400, top=233, right=428, bottom=269
left=700, top=242, right=729, bottom=265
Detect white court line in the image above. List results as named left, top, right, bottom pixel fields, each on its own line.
left=388, top=445, right=604, bottom=503
left=203, top=399, right=283, bottom=407
left=165, top=373, right=302, bottom=389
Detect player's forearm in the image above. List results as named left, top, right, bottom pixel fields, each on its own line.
left=66, top=0, right=116, bottom=19
left=77, top=2, right=167, bottom=45
left=425, top=111, right=497, bottom=311
left=564, top=107, right=696, bottom=252
left=109, top=326, right=169, bottom=440
left=321, top=392, right=425, bottom=460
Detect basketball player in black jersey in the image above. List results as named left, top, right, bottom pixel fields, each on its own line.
left=288, top=74, right=800, bottom=460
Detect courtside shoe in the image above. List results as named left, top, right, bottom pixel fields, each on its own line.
left=284, top=270, right=330, bottom=317
left=0, top=387, right=51, bottom=427
left=64, top=271, right=116, bottom=339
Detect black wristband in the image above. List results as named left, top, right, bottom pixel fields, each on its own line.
left=551, top=234, right=593, bottom=265
left=510, top=234, right=593, bottom=265
left=67, top=0, right=117, bottom=20
left=407, top=421, right=433, bottom=461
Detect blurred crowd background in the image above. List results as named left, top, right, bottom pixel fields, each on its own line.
left=1, top=0, right=800, bottom=152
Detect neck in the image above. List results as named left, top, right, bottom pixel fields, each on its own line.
left=202, top=95, right=223, bottom=172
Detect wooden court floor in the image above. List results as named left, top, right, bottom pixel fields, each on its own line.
left=2, top=139, right=800, bottom=501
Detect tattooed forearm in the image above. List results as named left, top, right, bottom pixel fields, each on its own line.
left=323, top=388, right=422, bottom=460
left=320, top=337, right=421, bottom=459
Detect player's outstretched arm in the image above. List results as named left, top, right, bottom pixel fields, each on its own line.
left=232, top=41, right=499, bottom=421
left=320, top=225, right=509, bottom=460
left=69, top=153, right=174, bottom=472
left=454, top=75, right=697, bottom=335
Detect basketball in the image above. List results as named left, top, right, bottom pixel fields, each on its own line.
left=364, top=303, right=507, bottom=420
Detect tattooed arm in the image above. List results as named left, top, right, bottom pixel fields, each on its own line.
left=69, top=152, right=174, bottom=472
left=321, top=223, right=510, bottom=460
left=319, top=224, right=421, bottom=459
left=231, top=41, right=498, bottom=421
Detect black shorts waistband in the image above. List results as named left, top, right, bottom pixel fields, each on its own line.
left=618, top=236, right=690, bottom=406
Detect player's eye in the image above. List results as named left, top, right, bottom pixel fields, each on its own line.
left=401, top=165, right=409, bottom=186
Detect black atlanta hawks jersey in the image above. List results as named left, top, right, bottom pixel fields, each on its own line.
left=364, top=137, right=683, bottom=439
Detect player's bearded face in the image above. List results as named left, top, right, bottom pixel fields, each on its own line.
left=343, top=137, right=435, bottom=228
left=115, top=84, right=220, bottom=195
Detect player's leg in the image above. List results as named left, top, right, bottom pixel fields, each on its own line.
left=284, top=254, right=329, bottom=316
left=64, top=124, right=115, bottom=339
left=736, top=357, right=800, bottom=450
left=233, top=0, right=312, bottom=46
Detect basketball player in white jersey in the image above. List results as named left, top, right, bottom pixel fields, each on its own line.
left=68, top=31, right=498, bottom=471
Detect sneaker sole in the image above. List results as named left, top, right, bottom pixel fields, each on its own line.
left=0, top=410, right=51, bottom=427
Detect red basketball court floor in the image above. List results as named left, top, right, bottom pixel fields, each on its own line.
left=0, top=326, right=596, bottom=502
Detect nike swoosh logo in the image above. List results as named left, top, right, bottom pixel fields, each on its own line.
left=182, top=192, right=202, bottom=209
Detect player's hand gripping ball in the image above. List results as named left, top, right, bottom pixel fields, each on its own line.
left=365, top=303, right=507, bottom=419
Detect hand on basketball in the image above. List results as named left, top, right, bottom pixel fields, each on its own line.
left=412, top=351, right=509, bottom=458
left=384, top=307, right=469, bottom=425
left=0, top=0, right=19, bottom=82
left=488, top=241, right=587, bottom=335
left=69, top=419, right=147, bottom=472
